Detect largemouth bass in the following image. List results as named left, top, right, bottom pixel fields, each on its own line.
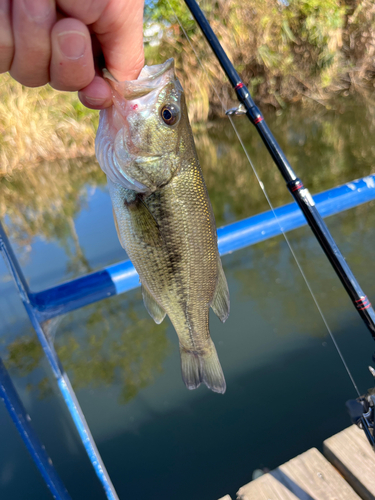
left=95, top=59, right=230, bottom=394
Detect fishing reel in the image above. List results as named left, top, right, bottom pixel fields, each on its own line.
left=346, top=366, right=375, bottom=449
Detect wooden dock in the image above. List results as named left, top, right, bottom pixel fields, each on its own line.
left=218, top=425, right=375, bottom=500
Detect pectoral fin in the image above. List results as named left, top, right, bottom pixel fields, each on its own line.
left=211, top=261, right=230, bottom=323
left=142, top=285, right=166, bottom=324
left=112, top=208, right=126, bottom=250
left=129, top=197, right=163, bottom=247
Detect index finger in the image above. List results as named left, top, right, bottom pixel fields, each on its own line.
left=94, top=0, right=145, bottom=81
left=57, top=0, right=145, bottom=81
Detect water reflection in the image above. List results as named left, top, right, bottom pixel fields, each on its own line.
left=199, top=99, right=375, bottom=224
left=233, top=201, right=375, bottom=338
left=2, top=99, right=375, bottom=399
left=3, top=198, right=375, bottom=403
left=2, top=100, right=375, bottom=252
left=5, top=293, right=170, bottom=403
left=1, top=100, right=375, bottom=499
left=1, top=157, right=106, bottom=275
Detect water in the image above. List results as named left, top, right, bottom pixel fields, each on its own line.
left=1, top=99, right=375, bottom=499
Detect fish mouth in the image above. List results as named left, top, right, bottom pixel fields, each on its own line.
left=103, top=59, right=175, bottom=100
left=138, top=59, right=174, bottom=81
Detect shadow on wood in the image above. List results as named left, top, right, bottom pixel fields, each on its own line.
left=324, top=425, right=375, bottom=500
left=237, top=447, right=360, bottom=499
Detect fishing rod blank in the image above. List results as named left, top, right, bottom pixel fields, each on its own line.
left=183, top=0, right=375, bottom=341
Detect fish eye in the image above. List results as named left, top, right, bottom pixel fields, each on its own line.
left=160, top=104, right=179, bottom=126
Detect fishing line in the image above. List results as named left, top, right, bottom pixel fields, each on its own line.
left=165, top=0, right=361, bottom=397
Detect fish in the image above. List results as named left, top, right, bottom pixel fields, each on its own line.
left=95, top=58, right=230, bottom=394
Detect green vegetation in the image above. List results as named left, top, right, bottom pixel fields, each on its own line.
left=5, top=294, right=170, bottom=403
left=0, top=0, right=373, bottom=174
left=146, top=0, right=375, bottom=120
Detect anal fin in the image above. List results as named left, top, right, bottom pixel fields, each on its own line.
left=211, top=260, right=230, bottom=323
left=142, top=285, right=166, bottom=324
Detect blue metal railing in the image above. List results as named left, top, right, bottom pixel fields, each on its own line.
left=0, top=226, right=119, bottom=500
left=1, top=173, right=375, bottom=498
left=0, top=358, right=72, bottom=500
left=31, top=174, right=375, bottom=321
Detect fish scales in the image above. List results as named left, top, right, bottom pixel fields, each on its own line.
left=109, top=154, right=217, bottom=353
left=96, top=59, right=230, bottom=393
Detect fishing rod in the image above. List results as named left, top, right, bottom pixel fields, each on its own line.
left=183, top=0, right=375, bottom=341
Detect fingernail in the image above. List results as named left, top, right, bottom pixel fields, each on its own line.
left=57, top=31, right=86, bottom=60
left=23, top=0, right=52, bottom=21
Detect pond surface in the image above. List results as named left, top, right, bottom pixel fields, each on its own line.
left=1, top=99, right=375, bottom=500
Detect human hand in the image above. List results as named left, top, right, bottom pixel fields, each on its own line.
left=1, top=0, right=145, bottom=109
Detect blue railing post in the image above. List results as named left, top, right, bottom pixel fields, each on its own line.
left=0, top=225, right=119, bottom=500
left=0, top=357, right=72, bottom=500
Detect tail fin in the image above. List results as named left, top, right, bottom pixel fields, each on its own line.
left=179, top=341, right=226, bottom=394
left=180, top=346, right=202, bottom=391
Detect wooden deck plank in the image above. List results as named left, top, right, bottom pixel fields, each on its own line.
left=237, top=447, right=361, bottom=499
left=324, top=424, right=375, bottom=500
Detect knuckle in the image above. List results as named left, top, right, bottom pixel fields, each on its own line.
left=50, top=71, right=93, bottom=92
left=10, top=44, right=51, bottom=86
left=57, top=0, right=105, bottom=24
left=0, top=46, right=14, bottom=73
left=10, top=72, right=49, bottom=87
left=10, top=61, right=49, bottom=87
left=50, top=54, right=94, bottom=91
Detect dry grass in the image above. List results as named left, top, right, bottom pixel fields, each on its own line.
left=1, top=0, right=374, bottom=176
left=0, top=74, right=97, bottom=177
left=344, top=0, right=375, bottom=89
left=148, top=0, right=375, bottom=120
